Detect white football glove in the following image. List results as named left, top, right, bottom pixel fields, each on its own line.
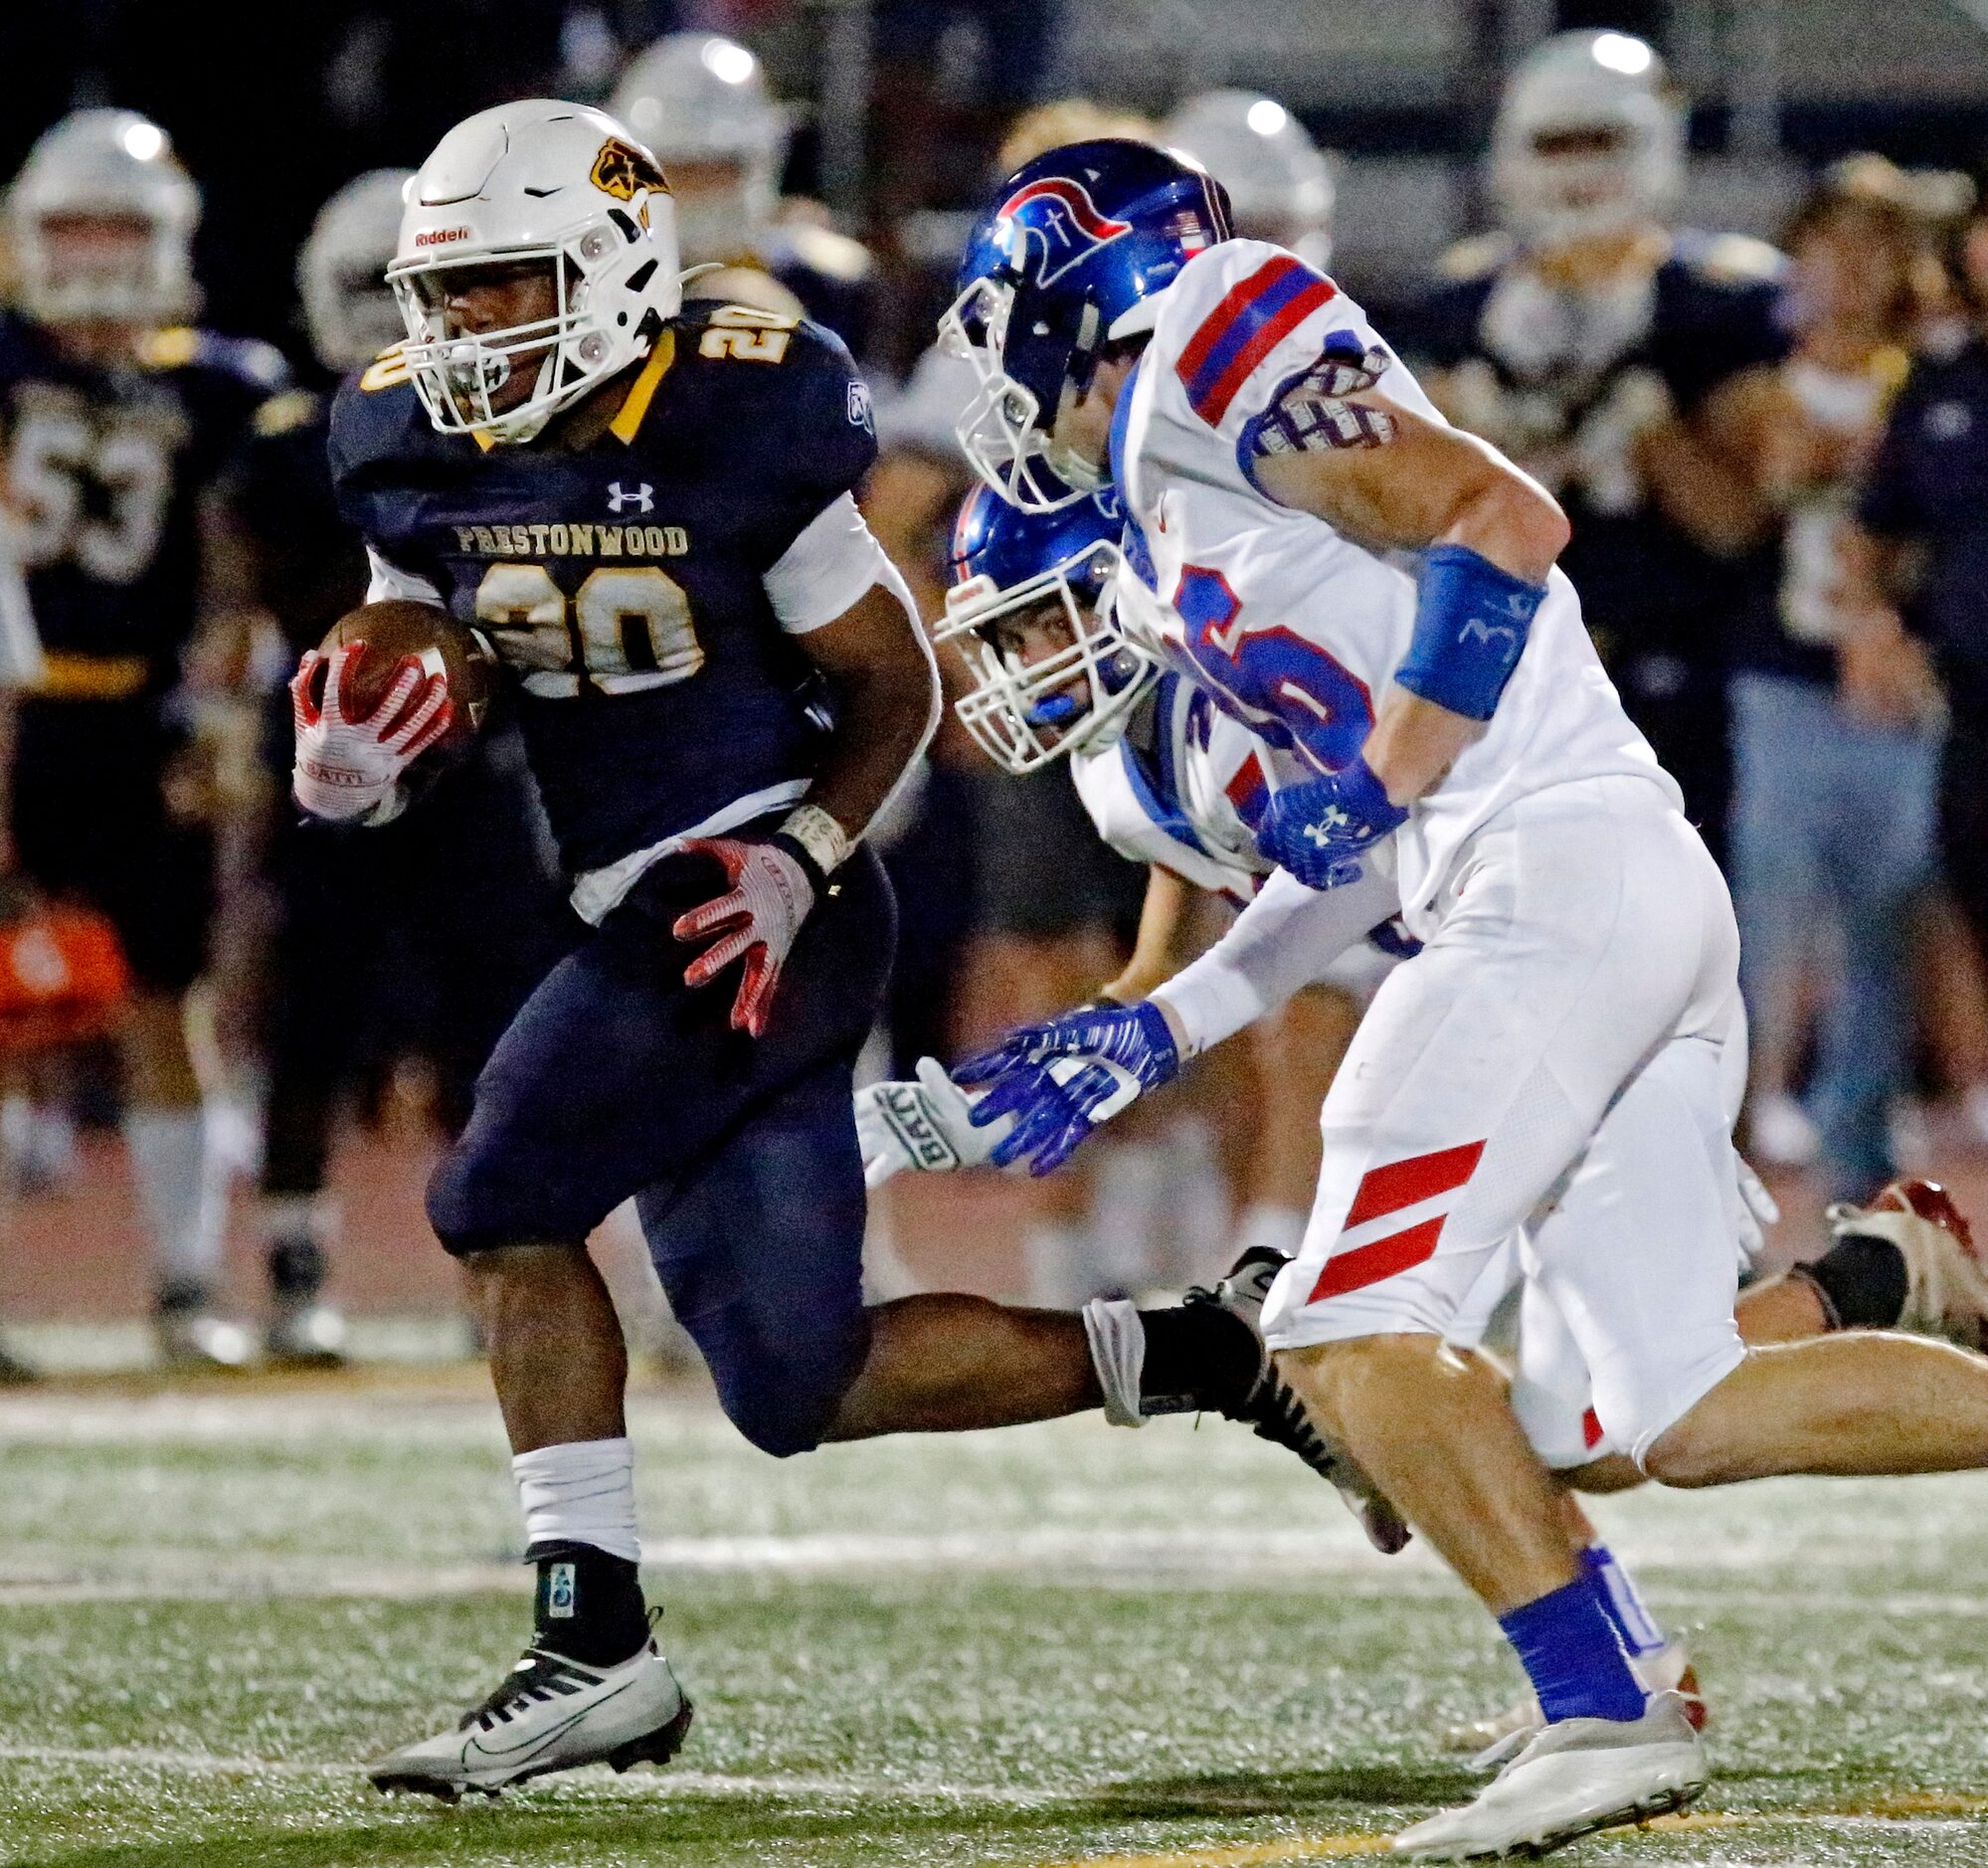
left=290, top=642, right=452, bottom=825
left=856, top=1055, right=1014, bottom=1189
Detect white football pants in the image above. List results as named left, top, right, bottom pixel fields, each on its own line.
left=1261, top=776, right=1748, bottom=1467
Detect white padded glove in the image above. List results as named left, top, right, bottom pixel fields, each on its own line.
left=856, top=1056, right=1012, bottom=1189
left=290, top=642, right=452, bottom=825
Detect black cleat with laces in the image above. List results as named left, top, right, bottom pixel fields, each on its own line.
left=367, top=1614, right=691, bottom=1799
left=1185, top=1246, right=1413, bottom=1554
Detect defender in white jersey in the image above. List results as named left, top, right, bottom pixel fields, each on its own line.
left=942, top=138, right=1988, bottom=1860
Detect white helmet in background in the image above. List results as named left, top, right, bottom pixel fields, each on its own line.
left=388, top=99, right=681, bottom=445
left=298, top=169, right=413, bottom=373
left=8, top=108, right=200, bottom=326
left=1165, top=90, right=1335, bottom=270
left=610, top=33, right=789, bottom=264
left=1492, top=31, right=1684, bottom=249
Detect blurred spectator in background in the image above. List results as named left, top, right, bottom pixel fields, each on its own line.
left=1404, top=29, right=1785, bottom=859
left=0, top=110, right=285, bottom=1366
left=1162, top=89, right=1335, bottom=269
left=611, top=33, right=878, bottom=358
left=226, top=172, right=569, bottom=1363
left=1717, top=163, right=1941, bottom=1194
left=1847, top=175, right=1988, bottom=1156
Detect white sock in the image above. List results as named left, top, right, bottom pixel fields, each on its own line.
left=124, top=1107, right=228, bottom=1288
left=1082, top=1297, right=1146, bottom=1427
left=513, top=1436, right=641, bottom=1563
left=1584, top=1543, right=1668, bottom=1657
left=1232, top=1203, right=1307, bottom=1264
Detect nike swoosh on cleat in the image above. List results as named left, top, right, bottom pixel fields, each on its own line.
left=462, top=1677, right=637, bottom=1766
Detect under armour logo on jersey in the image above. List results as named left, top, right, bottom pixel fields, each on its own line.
left=607, top=482, right=653, bottom=514
left=994, top=178, right=1133, bottom=287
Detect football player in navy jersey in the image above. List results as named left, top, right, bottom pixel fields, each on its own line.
left=311, top=100, right=1355, bottom=1798
left=0, top=109, right=287, bottom=1367
left=611, top=33, right=875, bottom=355
left=1400, top=31, right=1787, bottom=855
left=230, top=170, right=568, bottom=1363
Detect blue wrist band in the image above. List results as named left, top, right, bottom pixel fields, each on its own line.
left=1394, top=544, right=1546, bottom=722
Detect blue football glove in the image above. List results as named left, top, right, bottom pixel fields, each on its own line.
left=1255, top=755, right=1409, bottom=890
left=952, top=999, right=1180, bottom=1177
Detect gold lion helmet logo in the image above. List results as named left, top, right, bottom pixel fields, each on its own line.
left=591, top=137, right=671, bottom=203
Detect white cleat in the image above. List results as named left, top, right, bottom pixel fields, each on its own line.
left=367, top=1623, right=692, bottom=1800
left=1394, top=1692, right=1706, bottom=1861
left=1825, top=1179, right=1988, bottom=1351
left=1442, top=1639, right=1706, bottom=1764
left=266, top=1301, right=349, bottom=1367
left=154, top=1308, right=257, bottom=1372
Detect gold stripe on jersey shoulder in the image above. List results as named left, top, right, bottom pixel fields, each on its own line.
left=359, top=342, right=411, bottom=394
left=137, top=326, right=200, bottom=370
left=611, top=328, right=677, bottom=445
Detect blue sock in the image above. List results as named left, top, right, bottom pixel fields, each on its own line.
left=1497, top=1574, right=1649, bottom=1724
left=1581, top=1544, right=1667, bottom=1659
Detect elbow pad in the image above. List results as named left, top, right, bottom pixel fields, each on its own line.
left=1392, top=545, right=1546, bottom=722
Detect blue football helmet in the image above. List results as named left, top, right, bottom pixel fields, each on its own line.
left=941, top=138, right=1230, bottom=511
left=935, top=478, right=1161, bottom=773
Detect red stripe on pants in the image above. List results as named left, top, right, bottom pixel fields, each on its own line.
left=1307, top=1214, right=1446, bottom=1304
left=1343, top=1139, right=1486, bottom=1230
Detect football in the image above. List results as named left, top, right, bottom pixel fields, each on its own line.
left=308, top=600, right=496, bottom=766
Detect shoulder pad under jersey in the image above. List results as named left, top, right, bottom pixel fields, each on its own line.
left=252, top=387, right=323, bottom=440
left=1437, top=231, right=1515, bottom=282
left=137, top=326, right=290, bottom=394
left=1675, top=229, right=1786, bottom=287
left=768, top=220, right=874, bottom=286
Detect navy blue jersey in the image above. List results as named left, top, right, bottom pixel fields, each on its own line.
left=1402, top=231, right=1787, bottom=666
left=1859, top=334, right=1988, bottom=718
left=330, top=304, right=878, bottom=877
left=232, top=388, right=368, bottom=654
left=0, top=315, right=286, bottom=690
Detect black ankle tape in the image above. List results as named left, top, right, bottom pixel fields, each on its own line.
left=527, top=1542, right=648, bottom=1666
left=1802, top=1234, right=1909, bottom=1331
left=1138, top=1303, right=1260, bottom=1416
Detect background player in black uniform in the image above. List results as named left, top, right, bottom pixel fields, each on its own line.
left=310, top=99, right=1353, bottom=1798
left=1401, top=31, right=1787, bottom=857
left=228, top=168, right=568, bottom=1362
left=0, top=108, right=286, bottom=1367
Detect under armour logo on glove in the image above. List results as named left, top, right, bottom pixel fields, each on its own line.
left=1256, top=755, right=1408, bottom=891
left=1251, top=332, right=1397, bottom=462
left=289, top=641, right=452, bottom=826
left=673, top=837, right=816, bottom=1037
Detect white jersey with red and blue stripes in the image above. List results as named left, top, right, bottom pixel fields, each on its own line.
left=1068, top=668, right=1283, bottom=904
left=1108, top=238, right=1675, bottom=936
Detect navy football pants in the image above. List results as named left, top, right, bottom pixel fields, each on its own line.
left=429, top=843, right=896, bottom=1455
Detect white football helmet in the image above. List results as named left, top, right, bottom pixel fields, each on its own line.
left=298, top=169, right=414, bottom=373
left=8, top=108, right=200, bottom=326
left=1492, top=31, right=1684, bottom=249
left=610, top=34, right=789, bottom=265
left=388, top=100, right=681, bottom=444
left=1165, top=90, right=1335, bottom=270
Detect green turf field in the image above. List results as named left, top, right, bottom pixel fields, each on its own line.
left=3, top=1371, right=1987, bottom=1867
